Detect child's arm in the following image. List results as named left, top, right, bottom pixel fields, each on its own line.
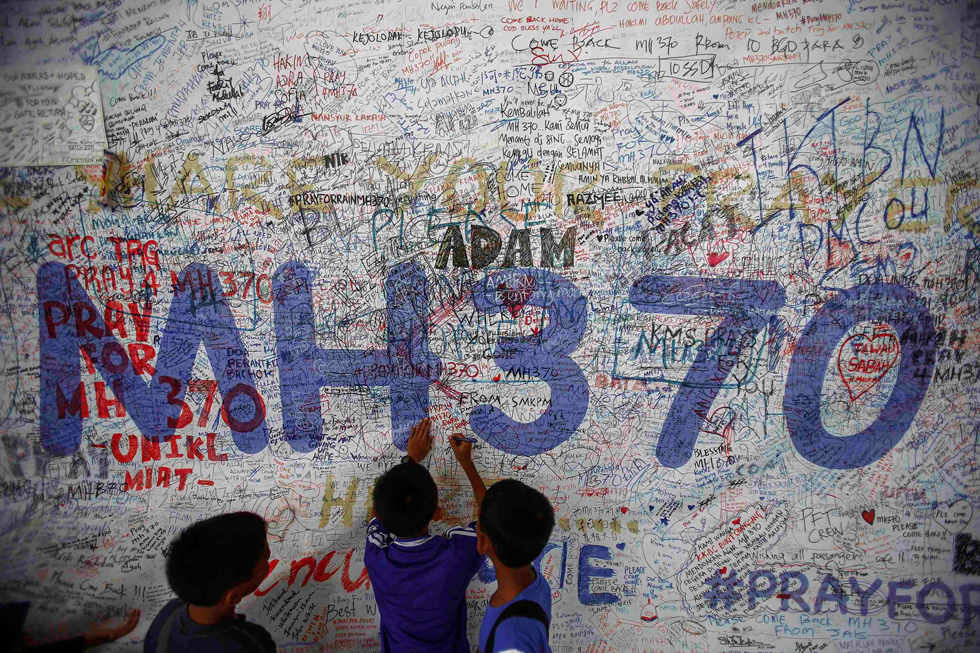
left=449, top=435, right=487, bottom=510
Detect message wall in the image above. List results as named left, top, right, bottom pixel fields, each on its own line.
left=1, top=0, right=980, bottom=650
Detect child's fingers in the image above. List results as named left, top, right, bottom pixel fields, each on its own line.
left=121, top=610, right=141, bottom=633
left=411, top=418, right=430, bottom=441
left=449, top=437, right=471, bottom=457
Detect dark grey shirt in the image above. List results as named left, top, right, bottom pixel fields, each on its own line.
left=143, top=599, right=275, bottom=653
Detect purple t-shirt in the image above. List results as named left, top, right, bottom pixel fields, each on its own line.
left=364, top=518, right=485, bottom=652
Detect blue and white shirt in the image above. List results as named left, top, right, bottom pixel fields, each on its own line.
left=365, top=518, right=485, bottom=653
left=478, top=569, right=552, bottom=653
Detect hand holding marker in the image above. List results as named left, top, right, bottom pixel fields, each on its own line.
left=445, top=398, right=476, bottom=443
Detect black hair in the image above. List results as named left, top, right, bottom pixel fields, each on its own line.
left=372, top=462, right=438, bottom=537
left=165, top=511, right=267, bottom=606
left=480, top=479, right=555, bottom=568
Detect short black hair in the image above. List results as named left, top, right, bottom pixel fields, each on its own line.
left=372, top=462, right=438, bottom=537
left=480, top=479, right=554, bottom=568
left=165, top=511, right=267, bottom=606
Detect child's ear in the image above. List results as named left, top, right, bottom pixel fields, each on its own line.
left=224, top=577, right=254, bottom=607
left=222, top=586, right=242, bottom=608
left=433, top=506, right=444, bottom=522
left=476, top=530, right=492, bottom=557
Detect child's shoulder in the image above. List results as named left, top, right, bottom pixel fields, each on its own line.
left=224, top=616, right=277, bottom=652
left=442, top=522, right=484, bottom=571
left=443, top=521, right=478, bottom=541
left=367, top=517, right=395, bottom=548
left=443, top=523, right=480, bottom=555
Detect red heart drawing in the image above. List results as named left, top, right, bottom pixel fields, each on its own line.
left=719, top=566, right=728, bottom=575
left=861, top=509, right=875, bottom=525
left=836, top=329, right=900, bottom=402
left=497, top=275, right=536, bottom=318
left=732, top=518, right=741, bottom=525
left=707, top=252, right=729, bottom=267
left=493, top=374, right=501, bottom=382
left=621, top=507, right=628, bottom=514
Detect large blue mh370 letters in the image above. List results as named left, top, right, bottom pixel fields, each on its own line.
left=38, top=259, right=936, bottom=471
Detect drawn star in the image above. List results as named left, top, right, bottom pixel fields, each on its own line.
left=240, top=17, right=251, bottom=28
left=660, top=516, right=669, bottom=526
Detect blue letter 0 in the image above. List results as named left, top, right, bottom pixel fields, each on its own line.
left=470, top=269, right=588, bottom=455
left=785, top=283, right=935, bottom=469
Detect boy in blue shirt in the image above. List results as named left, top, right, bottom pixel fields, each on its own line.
left=365, top=418, right=488, bottom=652
left=476, top=479, right=555, bottom=653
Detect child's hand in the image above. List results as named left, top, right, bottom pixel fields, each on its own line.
left=449, top=434, right=473, bottom=465
left=406, top=418, right=432, bottom=462
left=83, top=609, right=141, bottom=647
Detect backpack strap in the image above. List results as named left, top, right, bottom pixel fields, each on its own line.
left=485, top=600, right=549, bottom=653
left=156, top=603, right=184, bottom=653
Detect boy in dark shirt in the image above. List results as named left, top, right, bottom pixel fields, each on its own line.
left=144, top=511, right=275, bottom=653
left=364, top=418, right=488, bottom=652
left=476, top=480, right=555, bottom=653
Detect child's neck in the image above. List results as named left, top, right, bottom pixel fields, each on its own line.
left=188, top=603, right=237, bottom=626
left=490, top=565, right=536, bottom=608
left=397, top=526, right=430, bottom=539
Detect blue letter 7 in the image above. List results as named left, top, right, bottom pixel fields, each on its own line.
left=629, top=277, right=785, bottom=468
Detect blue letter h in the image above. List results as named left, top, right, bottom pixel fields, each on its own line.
left=273, top=261, right=442, bottom=453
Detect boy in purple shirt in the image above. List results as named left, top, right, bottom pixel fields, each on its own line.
left=364, top=418, right=488, bottom=653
